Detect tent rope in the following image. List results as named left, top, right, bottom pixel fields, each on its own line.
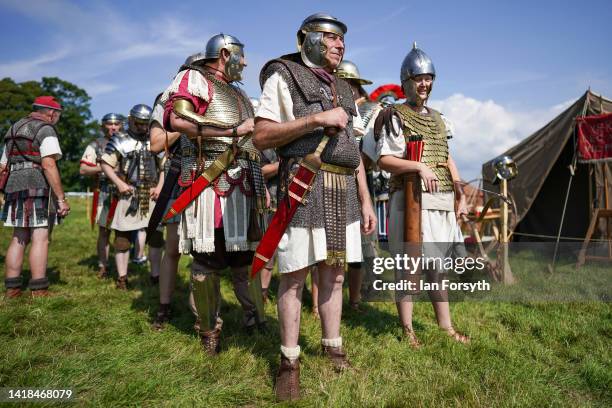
left=513, top=231, right=610, bottom=242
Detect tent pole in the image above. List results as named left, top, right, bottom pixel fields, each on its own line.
left=550, top=162, right=575, bottom=273
left=551, top=97, right=590, bottom=272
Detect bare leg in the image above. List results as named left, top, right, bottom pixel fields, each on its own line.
left=148, top=247, right=163, bottom=278
left=115, top=251, right=130, bottom=278
left=159, top=223, right=180, bottom=304
left=348, top=265, right=362, bottom=306
left=97, top=226, right=110, bottom=267
left=396, top=299, right=414, bottom=330
left=29, top=227, right=49, bottom=280
left=260, top=265, right=272, bottom=300
left=431, top=301, right=452, bottom=329
left=5, top=228, right=30, bottom=279
left=277, top=268, right=309, bottom=348
left=136, top=229, right=146, bottom=259
left=311, top=266, right=319, bottom=318
left=316, top=263, right=344, bottom=340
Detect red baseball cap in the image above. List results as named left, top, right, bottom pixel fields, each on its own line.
left=33, top=95, right=63, bottom=111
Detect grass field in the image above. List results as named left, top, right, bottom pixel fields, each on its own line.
left=1, top=198, right=611, bottom=407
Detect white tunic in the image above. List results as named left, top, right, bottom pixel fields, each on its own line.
left=257, top=72, right=364, bottom=273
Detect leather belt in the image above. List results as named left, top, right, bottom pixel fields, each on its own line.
left=320, top=162, right=355, bottom=175
left=10, top=162, right=41, bottom=171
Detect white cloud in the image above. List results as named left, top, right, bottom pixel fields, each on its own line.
left=429, top=93, right=574, bottom=181
left=0, top=1, right=210, bottom=87
left=0, top=46, right=72, bottom=79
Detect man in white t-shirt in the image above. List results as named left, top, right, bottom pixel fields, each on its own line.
left=1, top=96, right=70, bottom=298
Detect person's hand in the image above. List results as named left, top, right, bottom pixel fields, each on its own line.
left=236, top=118, right=255, bottom=136
left=57, top=199, right=70, bottom=217
left=315, top=107, right=349, bottom=131
left=455, top=195, right=469, bottom=219
left=150, top=186, right=161, bottom=201
left=265, top=187, right=271, bottom=209
left=117, top=181, right=134, bottom=196
left=417, top=163, right=438, bottom=193
left=361, top=201, right=377, bottom=235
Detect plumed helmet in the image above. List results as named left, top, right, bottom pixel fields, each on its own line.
left=400, top=42, right=436, bottom=83
left=203, top=33, right=246, bottom=81
left=297, top=13, right=347, bottom=68
left=492, top=155, right=518, bottom=182
left=184, top=52, right=206, bottom=66
left=101, top=113, right=124, bottom=124
left=129, top=104, right=152, bottom=121
left=335, top=60, right=372, bottom=85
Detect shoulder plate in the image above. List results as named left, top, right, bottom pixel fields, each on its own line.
left=105, top=132, right=138, bottom=157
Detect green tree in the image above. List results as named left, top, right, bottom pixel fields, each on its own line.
left=0, top=77, right=99, bottom=191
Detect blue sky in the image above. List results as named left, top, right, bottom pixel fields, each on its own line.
left=1, top=0, right=611, bottom=179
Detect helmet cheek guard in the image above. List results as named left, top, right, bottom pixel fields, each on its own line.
left=300, top=31, right=327, bottom=69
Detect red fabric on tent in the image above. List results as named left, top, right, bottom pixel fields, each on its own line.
left=576, top=112, right=612, bottom=162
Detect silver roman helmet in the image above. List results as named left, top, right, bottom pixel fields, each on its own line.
left=101, top=113, right=124, bottom=124
left=400, top=42, right=436, bottom=105
left=184, top=52, right=206, bottom=66
left=129, top=104, right=153, bottom=121
left=204, top=33, right=246, bottom=82
left=336, top=60, right=372, bottom=85
left=297, top=13, right=347, bottom=69
left=492, top=155, right=518, bottom=183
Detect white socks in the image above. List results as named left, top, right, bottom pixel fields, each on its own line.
left=321, top=337, right=342, bottom=348
left=281, top=337, right=343, bottom=361
left=280, top=345, right=301, bottom=361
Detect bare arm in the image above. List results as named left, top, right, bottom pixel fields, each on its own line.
left=252, top=107, right=349, bottom=151
left=101, top=162, right=132, bottom=195
left=378, top=155, right=422, bottom=175
left=447, top=154, right=468, bottom=217
left=169, top=113, right=254, bottom=140
left=150, top=122, right=181, bottom=153
left=42, top=156, right=70, bottom=216
left=42, top=156, right=66, bottom=199
left=261, top=162, right=279, bottom=180
left=355, top=158, right=377, bottom=235
left=150, top=170, right=164, bottom=201
left=79, top=162, right=102, bottom=176
left=378, top=155, right=440, bottom=193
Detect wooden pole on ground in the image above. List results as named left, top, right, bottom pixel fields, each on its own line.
left=500, top=178, right=515, bottom=284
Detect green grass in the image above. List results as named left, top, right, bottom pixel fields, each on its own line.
left=1, top=198, right=611, bottom=407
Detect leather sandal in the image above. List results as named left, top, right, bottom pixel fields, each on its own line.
left=275, top=355, right=300, bottom=401
left=442, top=326, right=470, bottom=344
left=199, top=328, right=221, bottom=356
left=402, top=327, right=422, bottom=349
left=322, top=345, right=351, bottom=372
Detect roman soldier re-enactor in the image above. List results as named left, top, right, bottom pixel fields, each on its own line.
left=1, top=96, right=70, bottom=298
left=161, top=34, right=267, bottom=354
left=80, top=113, right=124, bottom=279
left=253, top=14, right=377, bottom=401
left=335, top=59, right=377, bottom=311
left=101, top=104, right=164, bottom=290
left=375, top=43, right=470, bottom=347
